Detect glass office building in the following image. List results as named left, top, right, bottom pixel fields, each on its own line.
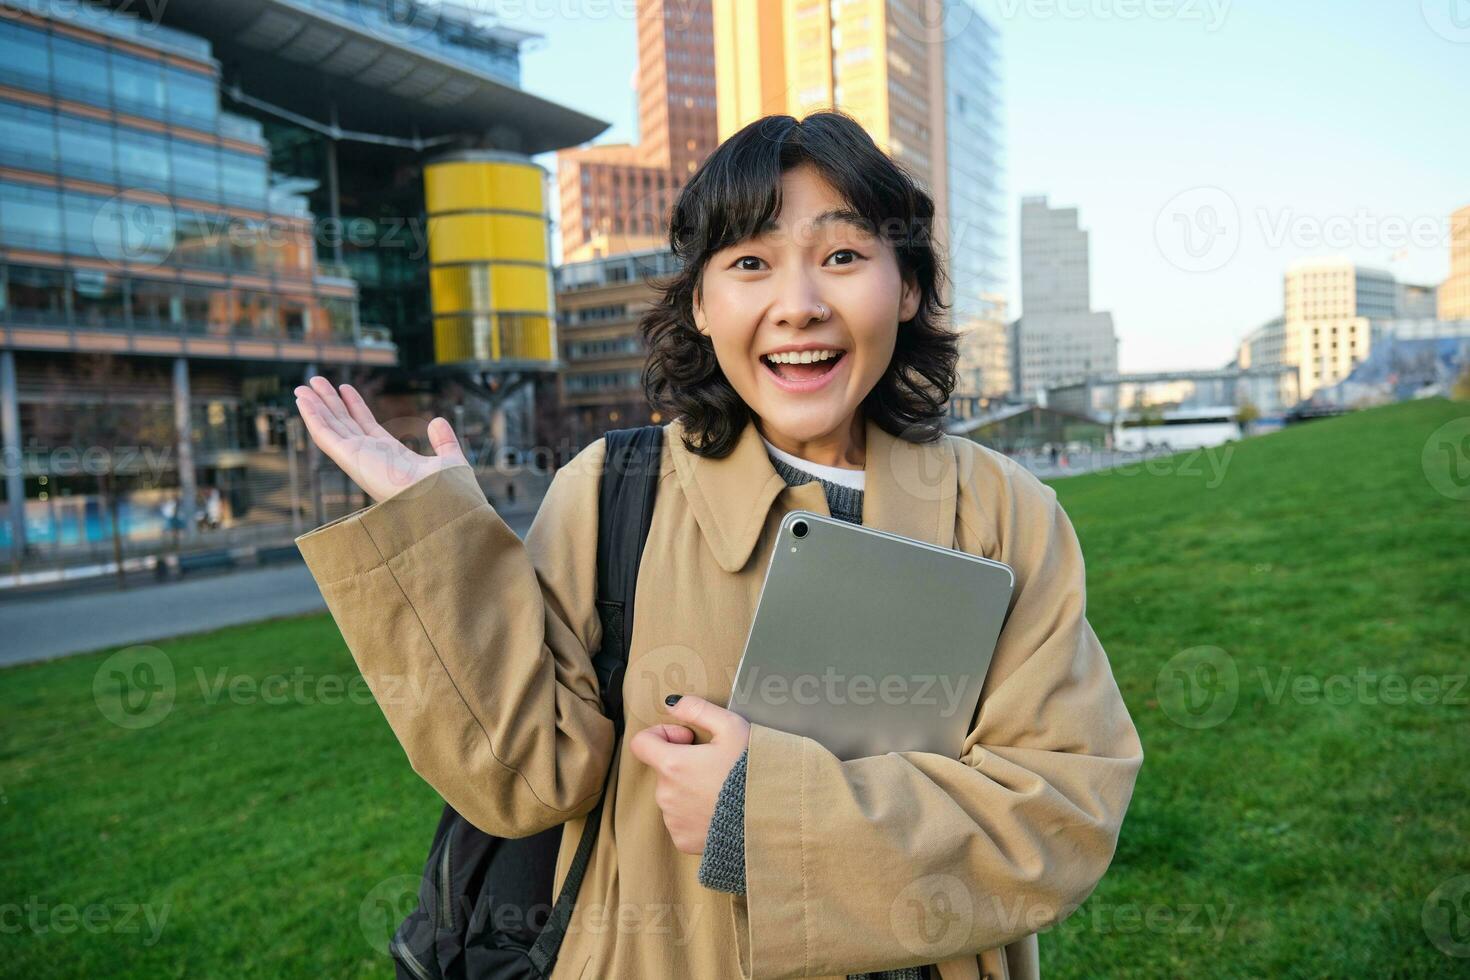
left=945, top=5, right=1006, bottom=327
left=0, top=2, right=368, bottom=344
left=0, top=0, right=388, bottom=563
left=0, top=0, right=608, bottom=569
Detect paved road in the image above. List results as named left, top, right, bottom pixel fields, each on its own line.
left=0, top=509, right=537, bottom=668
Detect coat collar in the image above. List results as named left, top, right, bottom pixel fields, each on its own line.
left=667, top=414, right=958, bottom=573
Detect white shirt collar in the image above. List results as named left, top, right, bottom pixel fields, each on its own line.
left=759, top=434, right=867, bottom=491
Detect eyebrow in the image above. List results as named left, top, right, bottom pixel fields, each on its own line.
left=759, top=207, right=873, bottom=235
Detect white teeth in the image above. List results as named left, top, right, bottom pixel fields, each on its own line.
left=764, top=349, right=842, bottom=365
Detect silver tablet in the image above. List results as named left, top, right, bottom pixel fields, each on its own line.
left=728, top=510, right=1015, bottom=761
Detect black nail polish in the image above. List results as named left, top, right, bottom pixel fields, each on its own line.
left=664, top=694, right=682, bottom=707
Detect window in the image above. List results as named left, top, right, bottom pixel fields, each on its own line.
left=130, top=278, right=179, bottom=329
left=116, top=130, right=171, bottom=192
left=164, top=66, right=217, bottom=127
left=219, top=151, right=267, bottom=209
left=62, top=191, right=111, bottom=258
left=174, top=208, right=229, bottom=268
left=57, top=116, right=116, bottom=184
left=110, top=52, right=167, bottom=120
left=320, top=296, right=358, bottom=341
left=0, top=182, right=63, bottom=251
left=69, top=268, right=127, bottom=329
left=0, top=102, right=56, bottom=173
left=170, top=139, right=219, bottom=202
left=51, top=36, right=110, bottom=107
left=278, top=294, right=311, bottom=340
left=178, top=284, right=229, bottom=334
left=0, top=21, right=50, bottom=87
left=3, top=264, right=68, bottom=322
left=112, top=196, right=178, bottom=267
left=233, top=289, right=279, bottom=337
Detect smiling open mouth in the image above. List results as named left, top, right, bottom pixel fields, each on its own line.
left=760, top=349, right=848, bottom=384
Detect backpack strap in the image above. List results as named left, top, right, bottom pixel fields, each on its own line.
left=527, top=424, right=663, bottom=978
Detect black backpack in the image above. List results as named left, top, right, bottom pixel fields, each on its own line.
left=389, top=424, right=664, bottom=980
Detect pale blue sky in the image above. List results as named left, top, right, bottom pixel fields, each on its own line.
left=513, top=0, right=1470, bottom=372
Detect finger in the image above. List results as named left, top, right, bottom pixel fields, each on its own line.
left=628, top=726, right=687, bottom=771
left=307, top=376, right=362, bottom=438
left=294, top=389, right=351, bottom=449
left=337, top=383, right=394, bottom=442
left=427, top=417, right=468, bottom=465
left=295, top=394, right=365, bottom=478
left=666, top=694, right=745, bottom=742
left=651, top=723, right=696, bottom=745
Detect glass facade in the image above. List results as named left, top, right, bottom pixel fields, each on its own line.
left=0, top=7, right=360, bottom=341
left=944, top=7, right=1006, bottom=327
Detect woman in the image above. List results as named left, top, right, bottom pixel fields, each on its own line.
left=293, top=111, right=1142, bottom=980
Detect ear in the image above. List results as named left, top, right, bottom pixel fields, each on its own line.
left=898, top=271, right=921, bottom=324
left=691, top=286, right=707, bottom=336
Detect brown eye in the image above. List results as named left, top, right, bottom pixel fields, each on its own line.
left=826, top=249, right=861, bottom=266
left=733, top=256, right=765, bottom=271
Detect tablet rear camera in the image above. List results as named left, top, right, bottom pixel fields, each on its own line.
left=791, top=519, right=809, bottom=538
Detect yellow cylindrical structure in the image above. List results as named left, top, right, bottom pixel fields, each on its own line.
left=424, top=151, right=555, bottom=366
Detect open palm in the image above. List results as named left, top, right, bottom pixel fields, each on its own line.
left=293, top=376, right=467, bottom=505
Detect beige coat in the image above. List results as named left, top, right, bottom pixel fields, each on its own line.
left=294, top=414, right=1143, bottom=980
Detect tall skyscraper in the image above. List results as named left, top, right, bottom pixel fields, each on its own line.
left=1441, top=204, right=1470, bottom=320
left=712, top=0, right=1010, bottom=400
left=1014, top=196, right=1117, bottom=398
left=556, top=0, right=719, bottom=262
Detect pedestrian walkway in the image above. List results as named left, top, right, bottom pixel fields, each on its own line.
left=0, top=508, right=536, bottom=668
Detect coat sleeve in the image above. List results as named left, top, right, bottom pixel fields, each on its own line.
left=731, top=454, right=1144, bottom=979
left=293, top=442, right=615, bottom=838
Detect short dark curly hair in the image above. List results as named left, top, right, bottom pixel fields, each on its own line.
left=638, top=109, right=959, bottom=458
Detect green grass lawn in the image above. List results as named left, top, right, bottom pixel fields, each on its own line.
left=2, top=397, right=1467, bottom=978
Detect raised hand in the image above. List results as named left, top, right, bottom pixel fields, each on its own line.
left=292, top=375, right=468, bottom=505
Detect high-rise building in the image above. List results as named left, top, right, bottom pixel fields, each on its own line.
left=1441, top=204, right=1470, bottom=320
left=1020, top=196, right=1091, bottom=315
left=1, top=0, right=607, bottom=561
left=556, top=0, right=718, bottom=262
left=553, top=248, right=680, bottom=445
left=712, top=0, right=1009, bottom=401
left=1013, top=196, right=1117, bottom=398
left=1281, top=258, right=1392, bottom=396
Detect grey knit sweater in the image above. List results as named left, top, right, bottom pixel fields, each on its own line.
left=696, top=451, right=933, bottom=980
